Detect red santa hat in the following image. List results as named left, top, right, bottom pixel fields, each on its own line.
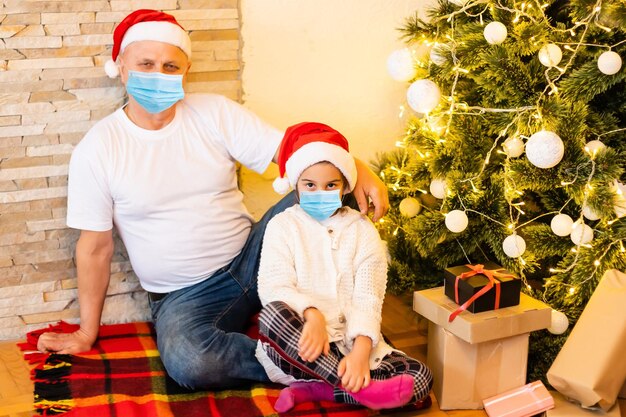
left=273, top=122, right=357, bottom=194
left=104, top=9, right=192, bottom=78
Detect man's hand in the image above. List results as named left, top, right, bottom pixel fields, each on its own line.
left=353, top=158, right=389, bottom=222
left=298, top=308, right=330, bottom=362
left=37, top=328, right=96, bottom=355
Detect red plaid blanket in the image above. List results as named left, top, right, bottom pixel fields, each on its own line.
left=19, top=321, right=380, bottom=417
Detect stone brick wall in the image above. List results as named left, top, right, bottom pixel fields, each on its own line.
left=0, top=0, right=241, bottom=340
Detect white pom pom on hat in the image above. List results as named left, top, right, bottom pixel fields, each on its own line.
left=273, top=122, right=357, bottom=194
left=104, top=59, right=120, bottom=78
left=106, top=9, right=192, bottom=78
left=272, top=177, right=292, bottom=195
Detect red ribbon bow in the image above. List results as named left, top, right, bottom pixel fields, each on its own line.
left=448, top=264, right=515, bottom=322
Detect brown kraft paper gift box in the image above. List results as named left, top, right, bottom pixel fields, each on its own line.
left=547, top=269, right=626, bottom=411
left=546, top=390, right=621, bottom=416
left=414, top=287, right=551, bottom=409
left=444, top=261, right=521, bottom=315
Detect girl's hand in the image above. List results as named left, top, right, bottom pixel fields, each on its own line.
left=299, top=308, right=330, bottom=362
left=337, top=335, right=372, bottom=393
left=337, top=351, right=371, bottom=393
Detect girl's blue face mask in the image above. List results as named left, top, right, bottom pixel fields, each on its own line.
left=126, top=70, right=184, bottom=114
left=299, top=190, right=342, bottom=221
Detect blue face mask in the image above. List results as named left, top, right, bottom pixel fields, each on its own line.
left=299, top=190, right=342, bottom=221
left=126, top=70, right=184, bottom=114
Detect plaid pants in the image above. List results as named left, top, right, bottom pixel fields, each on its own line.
left=258, top=301, right=433, bottom=405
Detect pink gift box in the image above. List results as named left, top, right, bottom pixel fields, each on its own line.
left=483, top=380, right=555, bottom=417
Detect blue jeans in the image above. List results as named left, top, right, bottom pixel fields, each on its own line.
left=149, top=192, right=297, bottom=390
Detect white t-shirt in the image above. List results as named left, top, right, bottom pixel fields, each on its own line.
left=66, top=94, right=282, bottom=293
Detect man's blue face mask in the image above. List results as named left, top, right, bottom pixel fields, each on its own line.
left=299, top=190, right=342, bottom=221
left=126, top=70, right=184, bottom=114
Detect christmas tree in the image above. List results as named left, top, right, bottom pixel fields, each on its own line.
left=377, top=0, right=626, bottom=381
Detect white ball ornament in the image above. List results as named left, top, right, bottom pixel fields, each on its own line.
left=613, top=180, right=626, bottom=218
left=538, top=43, right=563, bottom=67
left=550, top=214, right=574, bottom=237
left=430, top=178, right=448, bottom=199
left=399, top=197, right=422, bottom=217
left=430, top=44, right=449, bottom=66
left=502, top=234, right=526, bottom=258
left=570, top=221, right=594, bottom=245
left=503, top=136, right=525, bottom=158
left=387, top=48, right=417, bottom=82
left=584, top=140, right=606, bottom=157
left=445, top=210, right=468, bottom=233
left=597, top=51, right=622, bottom=75
left=449, top=0, right=468, bottom=6
left=525, top=130, right=564, bottom=169
left=548, top=310, right=569, bottom=335
left=407, top=79, right=441, bottom=114
left=483, top=22, right=508, bottom=45
left=582, top=204, right=601, bottom=221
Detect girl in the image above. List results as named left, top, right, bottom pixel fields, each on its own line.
left=256, top=122, right=433, bottom=412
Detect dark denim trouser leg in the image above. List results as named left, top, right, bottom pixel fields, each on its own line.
left=149, top=192, right=297, bottom=389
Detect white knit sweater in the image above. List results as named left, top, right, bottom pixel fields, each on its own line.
left=257, top=205, right=394, bottom=373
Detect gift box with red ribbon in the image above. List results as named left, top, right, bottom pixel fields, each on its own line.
left=444, top=261, right=521, bottom=321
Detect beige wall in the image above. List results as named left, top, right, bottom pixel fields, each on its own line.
left=0, top=0, right=240, bottom=340
left=240, top=0, right=432, bottom=163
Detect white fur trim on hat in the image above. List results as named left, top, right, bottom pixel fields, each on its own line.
left=104, top=59, right=120, bottom=78
left=120, top=21, right=192, bottom=58
left=284, top=142, right=357, bottom=192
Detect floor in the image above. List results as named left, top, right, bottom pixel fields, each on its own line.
left=0, top=294, right=623, bottom=417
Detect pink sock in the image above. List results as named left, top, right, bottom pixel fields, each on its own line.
left=274, top=381, right=334, bottom=412
left=348, top=374, right=414, bottom=410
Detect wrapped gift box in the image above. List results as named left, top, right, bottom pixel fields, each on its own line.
left=414, top=287, right=550, bottom=409
left=547, top=269, right=626, bottom=411
left=444, top=262, right=521, bottom=316
left=546, top=390, right=621, bottom=416
left=483, top=380, right=554, bottom=417
left=414, top=286, right=550, bottom=344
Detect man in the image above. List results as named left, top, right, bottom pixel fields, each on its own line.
left=36, top=9, right=389, bottom=390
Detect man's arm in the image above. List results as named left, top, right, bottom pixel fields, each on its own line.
left=37, top=229, right=114, bottom=354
